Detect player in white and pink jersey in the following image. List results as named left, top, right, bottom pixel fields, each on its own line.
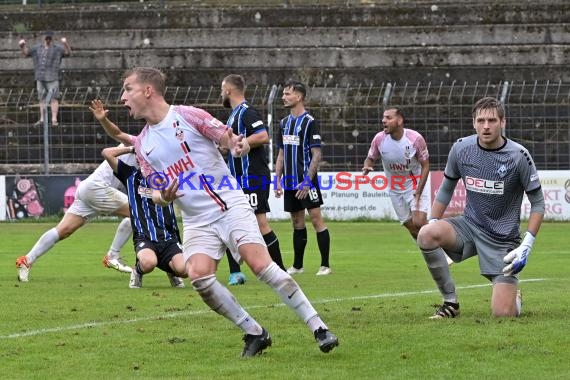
left=362, top=107, right=431, bottom=239
left=96, top=67, right=338, bottom=357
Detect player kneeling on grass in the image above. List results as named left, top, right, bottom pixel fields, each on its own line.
left=102, top=145, right=186, bottom=289
left=417, top=97, right=544, bottom=319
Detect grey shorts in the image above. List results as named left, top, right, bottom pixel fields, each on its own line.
left=445, top=216, right=520, bottom=285
left=36, top=80, right=60, bottom=100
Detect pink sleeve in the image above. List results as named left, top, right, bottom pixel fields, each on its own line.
left=367, top=133, right=383, bottom=161
left=133, top=127, right=155, bottom=178
left=174, top=105, right=229, bottom=143
left=410, top=131, right=429, bottom=161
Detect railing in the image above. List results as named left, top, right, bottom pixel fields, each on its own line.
left=1, top=80, right=569, bottom=173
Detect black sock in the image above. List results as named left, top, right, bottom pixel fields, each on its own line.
left=316, top=229, right=330, bottom=267
left=135, top=261, right=144, bottom=276
left=226, top=249, right=241, bottom=273
left=293, top=228, right=307, bottom=269
left=263, top=230, right=285, bottom=270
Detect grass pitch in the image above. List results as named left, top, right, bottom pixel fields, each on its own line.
left=1, top=221, right=568, bottom=379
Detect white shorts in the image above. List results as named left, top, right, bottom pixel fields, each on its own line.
left=389, top=189, right=429, bottom=223
left=182, top=206, right=266, bottom=264
left=66, top=180, right=128, bottom=220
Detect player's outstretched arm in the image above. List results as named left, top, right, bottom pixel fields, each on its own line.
left=89, top=99, right=133, bottom=146
left=102, top=145, right=134, bottom=172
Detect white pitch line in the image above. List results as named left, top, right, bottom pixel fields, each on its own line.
left=0, top=278, right=545, bottom=340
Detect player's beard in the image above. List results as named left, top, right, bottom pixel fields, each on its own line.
left=222, top=97, right=231, bottom=109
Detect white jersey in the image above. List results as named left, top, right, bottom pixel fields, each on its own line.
left=86, top=151, right=137, bottom=191
left=366, top=128, right=429, bottom=194
left=134, top=105, right=250, bottom=227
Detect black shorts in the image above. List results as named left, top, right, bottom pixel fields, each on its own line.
left=133, top=237, right=183, bottom=274
left=283, top=178, right=324, bottom=212
left=243, top=186, right=270, bottom=214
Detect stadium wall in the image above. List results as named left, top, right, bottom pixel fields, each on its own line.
left=2, top=170, right=569, bottom=221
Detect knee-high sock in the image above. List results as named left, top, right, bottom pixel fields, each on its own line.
left=263, top=231, right=285, bottom=270
left=421, top=247, right=457, bottom=303
left=107, top=218, right=132, bottom=259
left=192, top=275, right=262, bottom=335
left=293, top=228, right=307, bottom=269
left=226, top=249, right=242, bottom=273
left=258, top=262, right=327, bottom=332
left=316, top=229, right=330, bottom=267
left=135, top=260, right=145, bottom=276
left=26, top=228, right=60, bottom=264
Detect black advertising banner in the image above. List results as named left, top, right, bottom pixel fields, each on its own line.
left=5, top=175, right=88, bottom=219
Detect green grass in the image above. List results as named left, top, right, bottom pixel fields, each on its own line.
left=1, top=221, right=569, bottom=380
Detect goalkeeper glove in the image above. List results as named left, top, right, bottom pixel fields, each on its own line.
left=502, top=232, right=535, bottom=276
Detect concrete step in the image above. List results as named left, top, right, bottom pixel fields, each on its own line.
left=2, top=2, right=570, bottom=32
left=3, top=24, right=567, bottom=51
left=2, top=44, right=570, bottom=73
left=1, top=65, right=568, bottom=89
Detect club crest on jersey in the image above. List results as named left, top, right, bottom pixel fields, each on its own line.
left=404, top=145, right=412, bottom=160
left=497, top=164, right=507, bottom=178
left=175, top=127, right=184, bottom=141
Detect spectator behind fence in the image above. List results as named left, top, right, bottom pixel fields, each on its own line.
left=19, top=30, right=71, bottom=127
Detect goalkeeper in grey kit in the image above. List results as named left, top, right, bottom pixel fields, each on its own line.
left=417, top=97, right=544, bottom=318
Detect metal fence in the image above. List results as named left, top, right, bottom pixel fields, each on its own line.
left=1, top=80, right=569, bottom=174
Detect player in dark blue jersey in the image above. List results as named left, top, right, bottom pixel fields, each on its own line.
left=220, top=74, right=286, bottom=285
left=274, top=80, right=332, bottom=276
left=102, top=145, right=187, bottom=289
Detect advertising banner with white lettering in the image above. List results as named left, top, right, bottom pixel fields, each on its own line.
left=268, top=171, right=423, bottom=220
left=520, top=171, right=570, bottom=221
left=0, top=176, right=6, bottom=221
left=429, top=171, right=466, bottom=218
left=430, top=170, right=570, bottom=221
left=2, top=171, right=568, bottom=221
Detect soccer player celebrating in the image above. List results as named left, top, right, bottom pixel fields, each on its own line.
left=362, top=107, right=453, bottom=265
left=417, top=97, right=544, bottom=318
left=96, top=67, right=338, bottom=356
left=362, top=107, right=432, bottom=240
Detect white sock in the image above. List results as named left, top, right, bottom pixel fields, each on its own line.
left=27, top=228, right=60, bottom=264
left=192, top=275, right=263, bottom=335
left=257, top=262, right=327, bottom=331
left=107, top=218, right=132, bottom=259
